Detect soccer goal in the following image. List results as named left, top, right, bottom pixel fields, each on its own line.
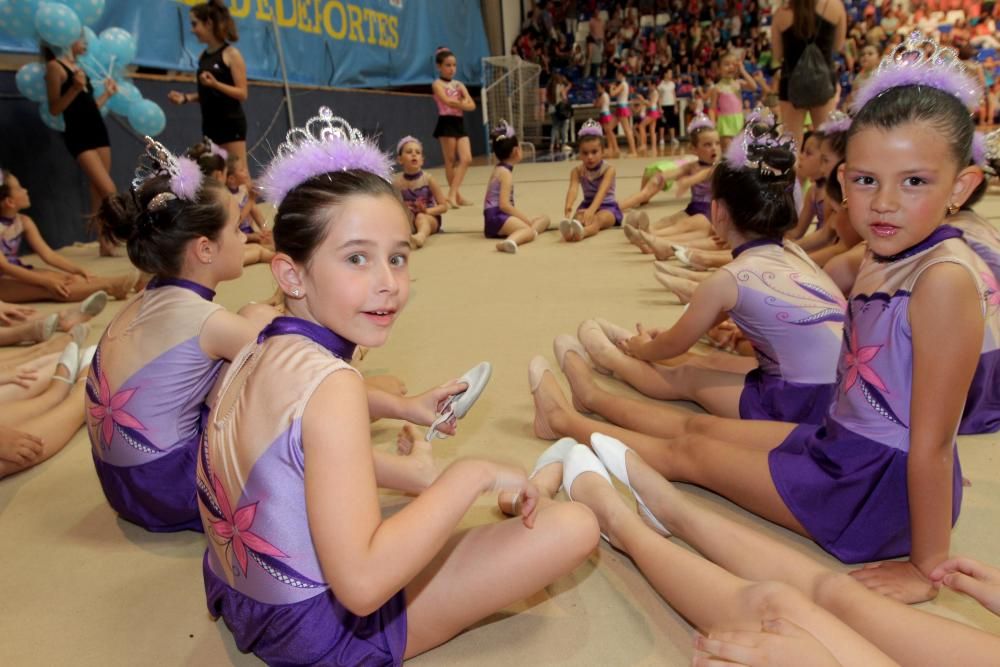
left=481, top=55, right=543, bottom=162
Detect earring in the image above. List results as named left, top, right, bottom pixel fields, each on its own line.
left=841, top=197, right=848, bottom=207
left=291, top=288, right=301, bottom=297
left=207, top=257, right=213, bottom=264
left=947, top=202, right=959, bottom=215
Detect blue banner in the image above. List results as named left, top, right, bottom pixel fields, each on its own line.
left=0, top=0, right=489, bottom=88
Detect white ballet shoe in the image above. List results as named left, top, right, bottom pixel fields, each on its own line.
left=590, top=433, right=671, bottom=537
left=509, top=437, right=579, bottom=516
left=593, top=318, right=632, bottom=345
left=39, top=313, right=59, bottom=342
left=569, top=219, right=585, bottom=241
left=498, top=239, right=518, bottom=254
left=562, top=444, right=613, bottom=542
left=559, top=218, right=574, bottom=241
left=672, top=245, right=693, bottom=267
left=79, top=345, right=97, bottom=371
left=576, top=320, right=615, bottom=376
left=80, top=290, right=109, bottom=317
left=53, top=341, right=80, bottom=384
left=426, top=361, right=492, bottom=441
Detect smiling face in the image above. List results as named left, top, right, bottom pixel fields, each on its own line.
left=293, top=194, right=411, bottom=348
left=841, top=122, right=975, bottom=257
left=398, top=141, right=424, bottom=173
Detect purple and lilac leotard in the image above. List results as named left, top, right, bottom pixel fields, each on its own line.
left=721, top=239, right=845, bottom=424
left=768, top=226, right=993, bottom=563
left=87, top=278, right=224, bottom=532
left=394, top=170, right=442, bottom=231
left=483, top=163, right=513, bottom=239
left=0, top=214, right=31, bottom=268
left=198, top=317, right=406, bottom=666
left=576, top=161, right=623, bottom=224
left=684, top=162, right=714, bottom=218
left=948, top=210, right=1000, bottom=434
left=229, top=185, right=253, bottom=235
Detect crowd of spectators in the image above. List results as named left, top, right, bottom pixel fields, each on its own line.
left=511, top=0, right=999, bottom=150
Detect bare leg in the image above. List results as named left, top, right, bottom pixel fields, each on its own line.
left=402, top=501, right=598, bottom=658
left=779, top=102, right=807, bottom=151
left=603, top=120, right=620, bottom=158
left=411, top=213, right=440, bottom=248
left=450, top=137, right=473, bottom=205
left=654, top=262, right=713, bottom=281
left=621, top=117, right=638, bottom=156
left=0, top=317, right=54, bottom=345
left=0, top=360, right=75, bottom=427
left=242, top=244, right=276, bottom=266
left=620, top=173, right=665, bottom=210
left=220, top=140, right=248, bottom=176
left=0, top=333, right=73, bottom=366
left=0, top=352, right=58, bottom=402
left=77, top=148, right=118, bottom=256
left=0, top=375, right=87, bottom=478
left=439, top=137, right=457, bottom=199
left=371, top=424, right=438, bottom=494
left=575, top=210, right=617, bottom=239
left=0, top=272, right=134, bottom=304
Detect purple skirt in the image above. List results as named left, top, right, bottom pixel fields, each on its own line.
left=958, top=348, right=1000, bottom=434
left=204, top=554, right=407, bottom=666
left=91, top=434, right=203, bottom=533
left=484, top=206, right=510, bottom=238
left=738, top=369, right=835, bottom=425
left=578, top=199, right=624, bottom=225
left=685, top=200, right=710, bottom=218
left=769, top=419, right=963, bottom=563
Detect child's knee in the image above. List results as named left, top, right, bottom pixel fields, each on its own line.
left=742, top=580, right=811, bottom=621
left=539, top=501, right=601, bottom=557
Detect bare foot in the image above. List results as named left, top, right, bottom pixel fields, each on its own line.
left=366, top=374, right=407, bottom=396
left=410, top=233, right=425, bottom=249
left=395, top=424, right=438, bottom=489
left=456, top=195, right=473, bottom=207
left=497, top=455, right=563, bottom=516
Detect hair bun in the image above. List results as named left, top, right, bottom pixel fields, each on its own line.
left=756, top=144, right=796, bottom=176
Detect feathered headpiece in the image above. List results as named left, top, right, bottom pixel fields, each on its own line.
left=492, top=119, right=516, bottom=139
left=817, top=110, right=852, bottom=135
left=396, top=135, right=422, bottom=155
left=260, top=107, right=393, bottom=206
left=687, top=113, right=715, bottom=134
left=851, top=31, right=983, bottom=113
left=980, top=128, right=1000, bottom=175
left=578, top=119, right=603, bottom=137
left=204, top=136, right=229, bottom=160
left=725, top=107, right=796, bottom=177
left=132, top=137, right=204, bottom=212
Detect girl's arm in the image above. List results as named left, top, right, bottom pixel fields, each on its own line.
left=797, top=223, right=837, bottom=252
left=850, top=263, right=984, bottom=604
left=45, top=61, right=82, bottom=116
left=93, top=77, right=117, bottom=109
left=199, top=309, right=264, bottom=361
left=738, top=62, right=760, bottom=91
left=621, top=270, right=736, bottom=360
left=304, top=372, right=538, bottom=616
left=787, top=187, right=817, bottom=240
left=21, top=217, right=89, bottom=277
left=497, top=170, right=535, bottom=224
left=820, top=241, right=865, bottom=296
left=675, top=165, right=714, bottom=197
left=425, top=175, right=449, bottom=216
left=708, top=86, right=719, bottom=121
left=366, top=380, right=466, bottom=432
left=564, top=167, right=581, bottom=217
left=431, top=81, right=471, bottom=111
left=456, top=82, right=476, bottom=111
left=205, top=47, right=249, bottom=102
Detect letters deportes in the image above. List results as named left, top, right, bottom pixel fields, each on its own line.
left=179, top=0, right=400, bottom=48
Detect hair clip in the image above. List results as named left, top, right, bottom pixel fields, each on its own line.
left=260, top=106, right=393, bottom=206
left=204, top=136, right=229, bottom=160
left=493, top=119, right=516, bottom=139
left=132, top=136, right=204, bottom=204
left=851, top=31, right=982, bottom=113
left=687, top=113, right=715, bottom=133
left=396, top=135, right=422, bottom=155
left=578, top=119, right=603, bottom=137
left=817, top=110, right=852, bottom=134
left=147, top=192, right=178, bottom=212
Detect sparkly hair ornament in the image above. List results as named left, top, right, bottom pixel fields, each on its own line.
left=204, top=136, right=229, bottom=160
left=725, top=107, right=796, bottom=177
left=851, top=31, right=983, bottom=113
left=818, top=110, right=852, bottom=135
left=396, top=135, right=422, bottom=155
left=132, top=136, right=205, bottom=212
left=578, top=119, right=603, bottom=137
left=981, top=128, right=1000, bottom=176
left=491, top=119, right=516, bottom=139
left=260, top=106, right=393, bottom=207
left=687, top=113, right=715, bottom=134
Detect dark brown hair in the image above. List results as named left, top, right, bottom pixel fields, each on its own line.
left=191, top=0, right=238, bottom=43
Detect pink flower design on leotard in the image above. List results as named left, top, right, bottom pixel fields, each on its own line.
left=88, top=369, right=145, bottom=448
left=984, top=272, right=1000, bottom=312
left=209, top=474, right=287, bottom=578
left=843, top=329, right=888, bottom=394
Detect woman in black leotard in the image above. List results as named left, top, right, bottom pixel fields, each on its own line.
left=770, top=0, right=847, bottom=147
left=168, top=0, right=249, bottom=172
left=43, top=37, right=119, bottom=256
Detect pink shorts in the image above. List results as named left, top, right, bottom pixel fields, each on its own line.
left=615, top=106, right=632, bottom=119
left=599, top=113, right=614, bottom=124
left=647, top=110, right=662, bottom=120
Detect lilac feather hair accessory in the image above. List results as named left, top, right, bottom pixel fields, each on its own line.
left=578, top=119, right=603, bottom=137
left=687, top=113, right=715, bottom=134
left=260, top=106, right=393, bottom=206
left=818, top=110, right=852, bottom=135
left=492, top=119, right=516, bottom=139
left=205, top=137, right=229, bottom=160
left=132, top=137, right=204, bottom=212
left=851, top=31, right=983, bottom=113
left=396, top=135, right=422, bottom=155
left=725, top=106, right=795, bottom=176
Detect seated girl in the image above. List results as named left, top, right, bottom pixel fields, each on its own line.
left=483, top=121, right=551, bottom=253
left=559, top=120, right=621, bottom=242
left=393, top=136, right=447, bottom=248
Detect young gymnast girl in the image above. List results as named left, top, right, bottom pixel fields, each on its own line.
left=560, top=120, right=621, bottom=242
left=483, top=121, right=551, bottom=253
left=197, top=107, right=598, bottom=665
left=393, top=136, right=448, bottom=248
left=595, top=81, right=620, bottom=159
left=533, top=35, right=993, bottom=601
left=786, top=131, right=827, bottom=239
left=610, top=69, right=639, bottom=157
left=225, top=153, right=270, bottom=247
left=432, top=47, right=476, bottom=207
left=0, top=169, right=137, bottom=303
left=709, top=53, right=759, bottom=151
left=168, top=1, right=249, bottom=171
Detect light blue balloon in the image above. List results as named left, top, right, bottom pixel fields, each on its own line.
left=35, top=1, right=82, bottom=48
left=63, top=0, right=102, bottom=26
left=99, top=26, right=136, bottom=65
left=16, top=62, right=48, bottom=102
left=128, top=98, right=166, bottom=137
left=39, top=101, right=65, bottom=132
left=0, top=0, right=40, bottom=39
left=107, top=80, right=139, bottom=116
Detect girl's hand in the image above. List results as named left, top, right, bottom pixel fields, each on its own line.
left=43, top=275, right=73, bottom=299
left=0, top=302, right=35, bottom=325
left=199, top=71, right=218, bottom=88
left=849, top=560, right=937, bottom=604
left=583, top=208, right=597, bottom=225
left=415, top=199, right=427, bottom=213
left=0, top=425, right=44, bottom=466
left=618, top=324, right=653, bottom=359
left=103, top=78, right=118, bottom=96
left=167, top=90, right=186, bottom=105
left=693, top=618, right=843, bottom=667
left=71, top=69, right=87, bottom=91
left=405, top=379, right=469, bottom=432
left=489, top=463, right=541, bottom=528
left=930, top=556, right=1000, bottom=614
left=0, top=366, right=39, bottom=389
left=74, top=267, right=94, bottom=280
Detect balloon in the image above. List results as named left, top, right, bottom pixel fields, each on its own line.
left=0, top=0, right=40, bottom=39
left=38, top=101, right=65, bottom=132
left=107, top=80, right=140, bottom=116
left=127, top=98, right=166, bottom=137
left=63, top=0, right=102, bottom=26
left=99, top=26, right=136, bottom=64
left=35, top=2, right=82, bottom=48
left=15, top=62, right=48, bottom=102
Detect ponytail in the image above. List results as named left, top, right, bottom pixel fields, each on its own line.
left=191, top=0, right=238, bottom=43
